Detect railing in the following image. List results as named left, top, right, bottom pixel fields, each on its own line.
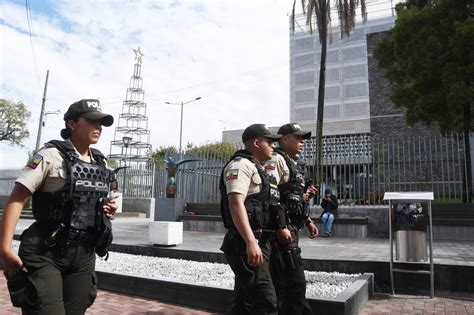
left=116, top=160, right=155, bottom=198
left=119, top=134, right=469, bottom=204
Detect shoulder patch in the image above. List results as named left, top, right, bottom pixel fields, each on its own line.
left=225, top=169, right=239, bottom=180
left=26, top=153, right=44, bottom=169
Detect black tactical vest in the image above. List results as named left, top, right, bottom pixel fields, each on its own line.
left=32, top=140, right=109, bottom=230
left=274, top=148, right=309, bottom=225
left=220, top=150, right=285, bottom=231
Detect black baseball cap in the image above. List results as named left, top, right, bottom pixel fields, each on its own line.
left=242, top=124, right=281, bottom=143
left=64, top=99, right=114, bottom=127
left=277, top=123, right=311, bottom=139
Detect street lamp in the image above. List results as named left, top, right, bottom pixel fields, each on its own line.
left=122, top=136, right=132, bottom=196
left=164, top=97, right=202, bottom=153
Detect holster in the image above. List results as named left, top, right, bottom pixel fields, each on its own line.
left=94, top=199, right=113, bottom=260
left=275, top=246, right=301, bottom=271
left=7, top=268, right=36, bottom=307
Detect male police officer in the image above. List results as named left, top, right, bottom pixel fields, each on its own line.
left=265, top=123, right=318, bottom=314
left=220, top=124, right=292, bottom=314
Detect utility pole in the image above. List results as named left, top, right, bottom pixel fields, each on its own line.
left=35, top=69, right=50, bottom=152
left=164, top=97, right=202, bottom=153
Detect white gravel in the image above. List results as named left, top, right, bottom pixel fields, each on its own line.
left=12, top=241, right=360, bottom=299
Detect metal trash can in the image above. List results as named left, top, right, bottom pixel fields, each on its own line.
left=394, top=202, right=427, bottom=262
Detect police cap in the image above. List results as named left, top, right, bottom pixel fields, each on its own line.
left=242, top=124, right=281, bottom=143
left=64, top=99, right=114, bottom=127
left=278, top=123, right=311, bottom=139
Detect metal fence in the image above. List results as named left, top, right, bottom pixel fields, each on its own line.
left=116, top=160, right=155, bottom=198
left=152, top=149, right=242, bottom=203
left=308, top=134, right=468, bottom=205
left=128, top=134, right=469, bottom=204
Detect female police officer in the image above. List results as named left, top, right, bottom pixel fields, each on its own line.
left=0, top=99, right=117, bottom=314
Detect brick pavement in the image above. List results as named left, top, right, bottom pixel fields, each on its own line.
left=360, top=293, right=474, bottom=315
left=0, top=276, right=218, bottom=315
left=2, top=273, right=474, bottom=314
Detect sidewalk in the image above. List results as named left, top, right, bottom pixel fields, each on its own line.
left=0, top=276, right=217, bottom=315
left=9, top=217, right=474, bottom=314
left=15, top=217, right=474, bottom=266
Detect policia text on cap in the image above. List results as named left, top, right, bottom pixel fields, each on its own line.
left=0, top=99, right=118, bottom=314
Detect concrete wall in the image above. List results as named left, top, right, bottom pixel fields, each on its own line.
left=0, top=169, right=24, bottom=207
left=311, top=206, right=389, bottom=238
left=367, top=32, right=443, bottom=140
left=122, top=198, right=155, bottom=218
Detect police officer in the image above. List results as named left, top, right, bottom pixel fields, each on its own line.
left=220, top=124, right=292, bottom=315
left=265, top=123, right=319, bottom=314
left=0, top=99, right=117, bottom=314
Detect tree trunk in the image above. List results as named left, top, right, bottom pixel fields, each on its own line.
left=314, top=0, right=328, bottom=194
left=463, top=102, right=472, bottom=203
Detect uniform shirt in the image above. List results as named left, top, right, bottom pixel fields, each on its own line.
left=17, top=139, right=97, bottom=194
left=224, top=156, right=262, bottom=196
left=264, top=152, right=292, bottom=185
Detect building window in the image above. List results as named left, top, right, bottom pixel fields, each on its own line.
left=294, top=89, right=315, bottom=103
left=294, top=72, right=315, bottom=86
left=293, top=53, right=314, bottom=69
left=342, top=64, right=367, bottom=80
left=342, top=46, right=366, bottom=61
left=292, top=37, right=314, bottom=52
left=343, top=102, right=370, bottom=119
left=293, top=107, right=316, bottom=122
left=343, top=82, right=368, bottom=98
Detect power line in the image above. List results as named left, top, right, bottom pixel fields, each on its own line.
left=25, top=0, right=42, bottom=93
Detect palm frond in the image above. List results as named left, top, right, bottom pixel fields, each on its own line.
left=360, top=0, right=367, bottom=22
left=292, top=0, right=297, bottom=33
left=326, top=0, right=332, bottom=42
left=306, top=0, right=315, bottom=35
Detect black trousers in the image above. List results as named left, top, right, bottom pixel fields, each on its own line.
left=271, top=225, right=312, bottom=315
left=12, top=222, right=97, bottom=315
left=221, top=230, right=278, bottom=315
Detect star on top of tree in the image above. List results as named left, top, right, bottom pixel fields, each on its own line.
left=133, top=47, right=144, bottom=64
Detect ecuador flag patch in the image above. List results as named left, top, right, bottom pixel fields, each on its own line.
left=225, top=169, right=239, bottom=180
left=26, top=154, right=43, bottom=169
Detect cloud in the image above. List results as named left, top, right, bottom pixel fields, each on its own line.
left=0, top=0, right=291, bottom=169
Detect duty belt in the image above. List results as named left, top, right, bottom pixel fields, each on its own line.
left=41, top=223, right=96, bottom=248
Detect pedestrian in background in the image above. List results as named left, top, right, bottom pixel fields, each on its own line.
left=320, top=188, right=339, bottom=236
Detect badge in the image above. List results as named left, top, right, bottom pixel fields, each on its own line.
left=225, top=169, right=239, bottom=180
left=26, top=154, right=43, bottom=169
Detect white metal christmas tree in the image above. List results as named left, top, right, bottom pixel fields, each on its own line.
left=109, top=47, right=152, bottom=164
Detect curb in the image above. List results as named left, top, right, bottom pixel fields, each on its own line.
left=96, top=271, right=374, bottom=314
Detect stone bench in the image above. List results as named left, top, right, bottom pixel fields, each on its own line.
left=179, top=215, right=226, bottom=233
left=179, top=214, right=369, bottom=237
left=186, top=203, right=221, bottom=216
left=431, top=204, right=474, bottom=241
left=306, top=216, right=369, bottom=238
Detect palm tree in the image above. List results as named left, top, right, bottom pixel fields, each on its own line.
left=292, top=0, right=367, bottom=187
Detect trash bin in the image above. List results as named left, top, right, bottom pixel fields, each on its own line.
left=394, top=202, right=427, bottom=262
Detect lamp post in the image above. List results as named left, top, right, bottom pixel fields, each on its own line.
left=164, top=97, right=202, bottom=153
left=122, top=136, right=132, bottom=196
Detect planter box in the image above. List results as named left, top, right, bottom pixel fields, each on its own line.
left=149, top=221, right=183, bottom=246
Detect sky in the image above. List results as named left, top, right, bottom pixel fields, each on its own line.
left=0, top=0, right=293, bottom=169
